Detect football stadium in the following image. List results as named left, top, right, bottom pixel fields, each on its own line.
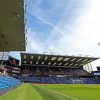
left=0, top=0, right=100, bottom=100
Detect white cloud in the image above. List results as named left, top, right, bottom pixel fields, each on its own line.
left=26, top=0, right=100, bottom=70
left=46, top=0, right=100, bottom=57
left=70, top=0, right=100, bottom=56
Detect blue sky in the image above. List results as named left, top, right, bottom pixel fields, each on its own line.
left=9, top=0, right=100, bottom=70
left=25, top=0, right=87, bottom=54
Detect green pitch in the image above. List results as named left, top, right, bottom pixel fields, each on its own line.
left=0, top=83, right=100, bottom=100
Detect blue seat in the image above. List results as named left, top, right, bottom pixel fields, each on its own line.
left=0, top=76, right=20, bottom=89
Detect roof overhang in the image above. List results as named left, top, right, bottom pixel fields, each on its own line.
left=21, top=53, right=99, bottom=67
left=0, top=0, right=25, bottom=51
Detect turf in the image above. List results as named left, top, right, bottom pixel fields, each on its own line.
left=0, top=83, right=100, bottom=100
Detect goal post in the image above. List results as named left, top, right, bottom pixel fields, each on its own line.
left=72, top=79, right=83, bottom=84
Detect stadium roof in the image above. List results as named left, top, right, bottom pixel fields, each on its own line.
left=0, top=0, right=25, bottom=51
left=21, top=53, right=99, bottom=67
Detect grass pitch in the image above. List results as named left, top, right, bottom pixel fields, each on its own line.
left=0, top=83, right=100, bottom=100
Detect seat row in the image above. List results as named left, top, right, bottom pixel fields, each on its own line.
left=0, top=76, right=20, bottom=89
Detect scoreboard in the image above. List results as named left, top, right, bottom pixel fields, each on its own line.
left=8, top=56, right=19, bottom=65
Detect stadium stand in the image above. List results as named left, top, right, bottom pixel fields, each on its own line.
left=0, top=75, right=21, bottom=95
left=18, top=66, right=100, bottom=84
left=19, top=75, right=100, bottom=84
left=0, top=0, right=24, bottom=96
left=18, top=53, right=100, bottom=84
left=0, top=53, right=100, bottom=90
left=20, top=66, right=91, bottom=76
left=0, top=75, right=20, bottom=89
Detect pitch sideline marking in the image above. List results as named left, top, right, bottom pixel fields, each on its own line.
left=51, top=90, right=78, bottom=100
left=35, top=85, right=78, bottom=100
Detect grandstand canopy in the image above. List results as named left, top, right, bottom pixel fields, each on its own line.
left=0, top=0, right=25, bottom=51
left=21, top=53, right=99, bottom=67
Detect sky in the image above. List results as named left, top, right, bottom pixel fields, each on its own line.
left=10, top=0, right=100, bottom=70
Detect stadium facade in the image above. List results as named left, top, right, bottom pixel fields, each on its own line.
left=1, top=53, right=100, bottom=84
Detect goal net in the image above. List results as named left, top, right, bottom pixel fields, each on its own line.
left=72, top=79, right=83, bottom=84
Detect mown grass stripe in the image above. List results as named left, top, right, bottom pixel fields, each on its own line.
left=32, top=84, right=60, bottom=100
left=32, top=84, right=78, bottom=100
left=0, top=83, right=43, bottom=100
